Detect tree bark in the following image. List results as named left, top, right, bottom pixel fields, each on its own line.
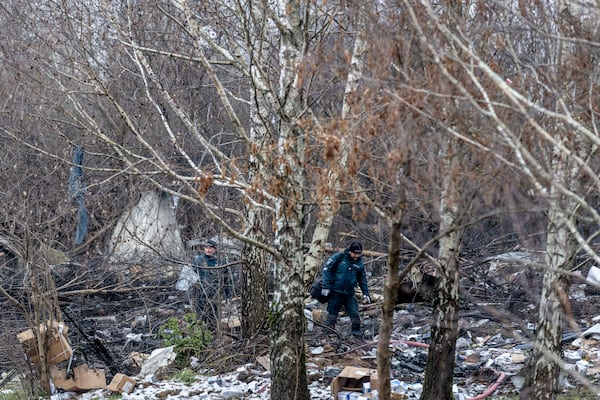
left=241, top=29, right=272, bottom=338
left=421, top=138, right=463, bottom=400
left=376, top=168, right=408, bottom=400
left=241, top=207, right=269, bottom=338
left=269, top=161, right=309, bottom=400
left=268, top=2, right=310, bottom=399
left=525, top=175, right=577, bottom=400
left=304, top=9, right=368, bottom=282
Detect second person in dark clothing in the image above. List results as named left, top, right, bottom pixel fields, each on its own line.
left=321, top=241, right=370, bottom=337
left=192, top=239, right=231, bottom=329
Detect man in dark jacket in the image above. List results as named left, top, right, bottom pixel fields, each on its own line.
left=193, top=239, right=219, bottom=280
left=192, top=239, right=231, bottom=328
left=321, top=241, right=371, bottom=337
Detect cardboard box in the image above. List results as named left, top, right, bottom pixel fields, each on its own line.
left=312, top=309, right=327, bottom=322
left=51, top=364, right=106, bottom=391
left=29, top=333, right=73, bottom=366
left=108, top=373, right=137, bottom=394
left=16, top=320, right=69, bottom=348
left=331, top=367, right=378, bottom=397
left=17, top=321, right=72, bottom=366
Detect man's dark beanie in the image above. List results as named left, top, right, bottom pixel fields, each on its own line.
left=349, top=241, right=362, bottom=253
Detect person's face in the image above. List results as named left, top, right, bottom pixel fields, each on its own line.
left=349, top=251, right=361, bottom=260
left=204, top=245, right=216, bottom=255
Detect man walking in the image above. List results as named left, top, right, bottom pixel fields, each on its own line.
left=321, top=241, right=371, bottom=337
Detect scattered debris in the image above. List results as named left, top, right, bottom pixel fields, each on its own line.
left=331, top=366, right=378, bottom=399
left=4, top=256, right=600, bottom=399
left=107, top=373, right=137, bottom=394
left=0, top=370, right=17, bottom=390
left=587, top=266, right=600, bottom=286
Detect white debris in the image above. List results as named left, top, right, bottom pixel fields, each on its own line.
left=586, top=266, right=600, bottom=286
left=582, top=323, right=600, bottom=338
left=139, top=346, right=177, bottom=377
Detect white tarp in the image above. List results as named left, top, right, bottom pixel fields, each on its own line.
left=109, top=191, right=185, bottom=261
left=139, top=346, right=177, bottom=377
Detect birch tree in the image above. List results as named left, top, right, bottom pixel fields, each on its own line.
left=304, top=5, right=369, bottom=281
left=515, top=3, right=599, bottom=398
left=369, top=3, right=471, bottom=397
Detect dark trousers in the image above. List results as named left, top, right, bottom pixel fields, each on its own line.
left=188, top=282, right=219, bottom=330
left=326, top=291, right=360, bottom=328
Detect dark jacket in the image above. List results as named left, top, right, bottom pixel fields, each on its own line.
left=192, top=253, right=218, bottom=282
left=192, top=253, right=232, bottom=297
left=321, top=249, right=369, bottom=296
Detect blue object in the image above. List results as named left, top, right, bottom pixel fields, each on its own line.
left=68, top=146, right=88, bottom=244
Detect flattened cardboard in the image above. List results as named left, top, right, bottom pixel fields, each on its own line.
left=108, top=373, right=137, bottom=394
left=51, top=364, right=106, bottom=391
left=331, top=367, right=378, bottom=397
left=17, top=320, right=69, bottom=352
left=17, top=321, right=72, bottom=367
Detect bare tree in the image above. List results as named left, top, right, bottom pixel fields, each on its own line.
left=354, top=1, right=594, bottom=398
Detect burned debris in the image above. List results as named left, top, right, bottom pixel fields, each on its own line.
left=1, top=247, right=600, bottom=399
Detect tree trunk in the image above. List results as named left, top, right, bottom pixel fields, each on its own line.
left=421, top=251, right=460, bottom=400
left=269, top=252, right=309, bottom=400
left=525, top=185, right=577, bottom=399
left=241, top=43, right=272, bottom=338
left=268, top=2, right=309, bottom=399
left=304, top=9, right=367, bottom=281
left=376, top=161, right=409, bottom=400
left=522, top=9, right=589, bottom=399
left=269, top=169, right=309, bottom=400
left=421, top=139, right=463, bottom=400
left=241, top=207, right=269, bottom=338
left=376, top=205, right=404, bottom=399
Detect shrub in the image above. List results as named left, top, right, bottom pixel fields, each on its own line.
left=158, top=314, right=212, bottom=366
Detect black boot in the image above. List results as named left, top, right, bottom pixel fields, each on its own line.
left=323, top=315, right=337, bottom=334
left=351, top=318, right=362, bottom=337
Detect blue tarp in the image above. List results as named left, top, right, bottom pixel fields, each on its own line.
left=68, top=146, right=88, bottom=245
